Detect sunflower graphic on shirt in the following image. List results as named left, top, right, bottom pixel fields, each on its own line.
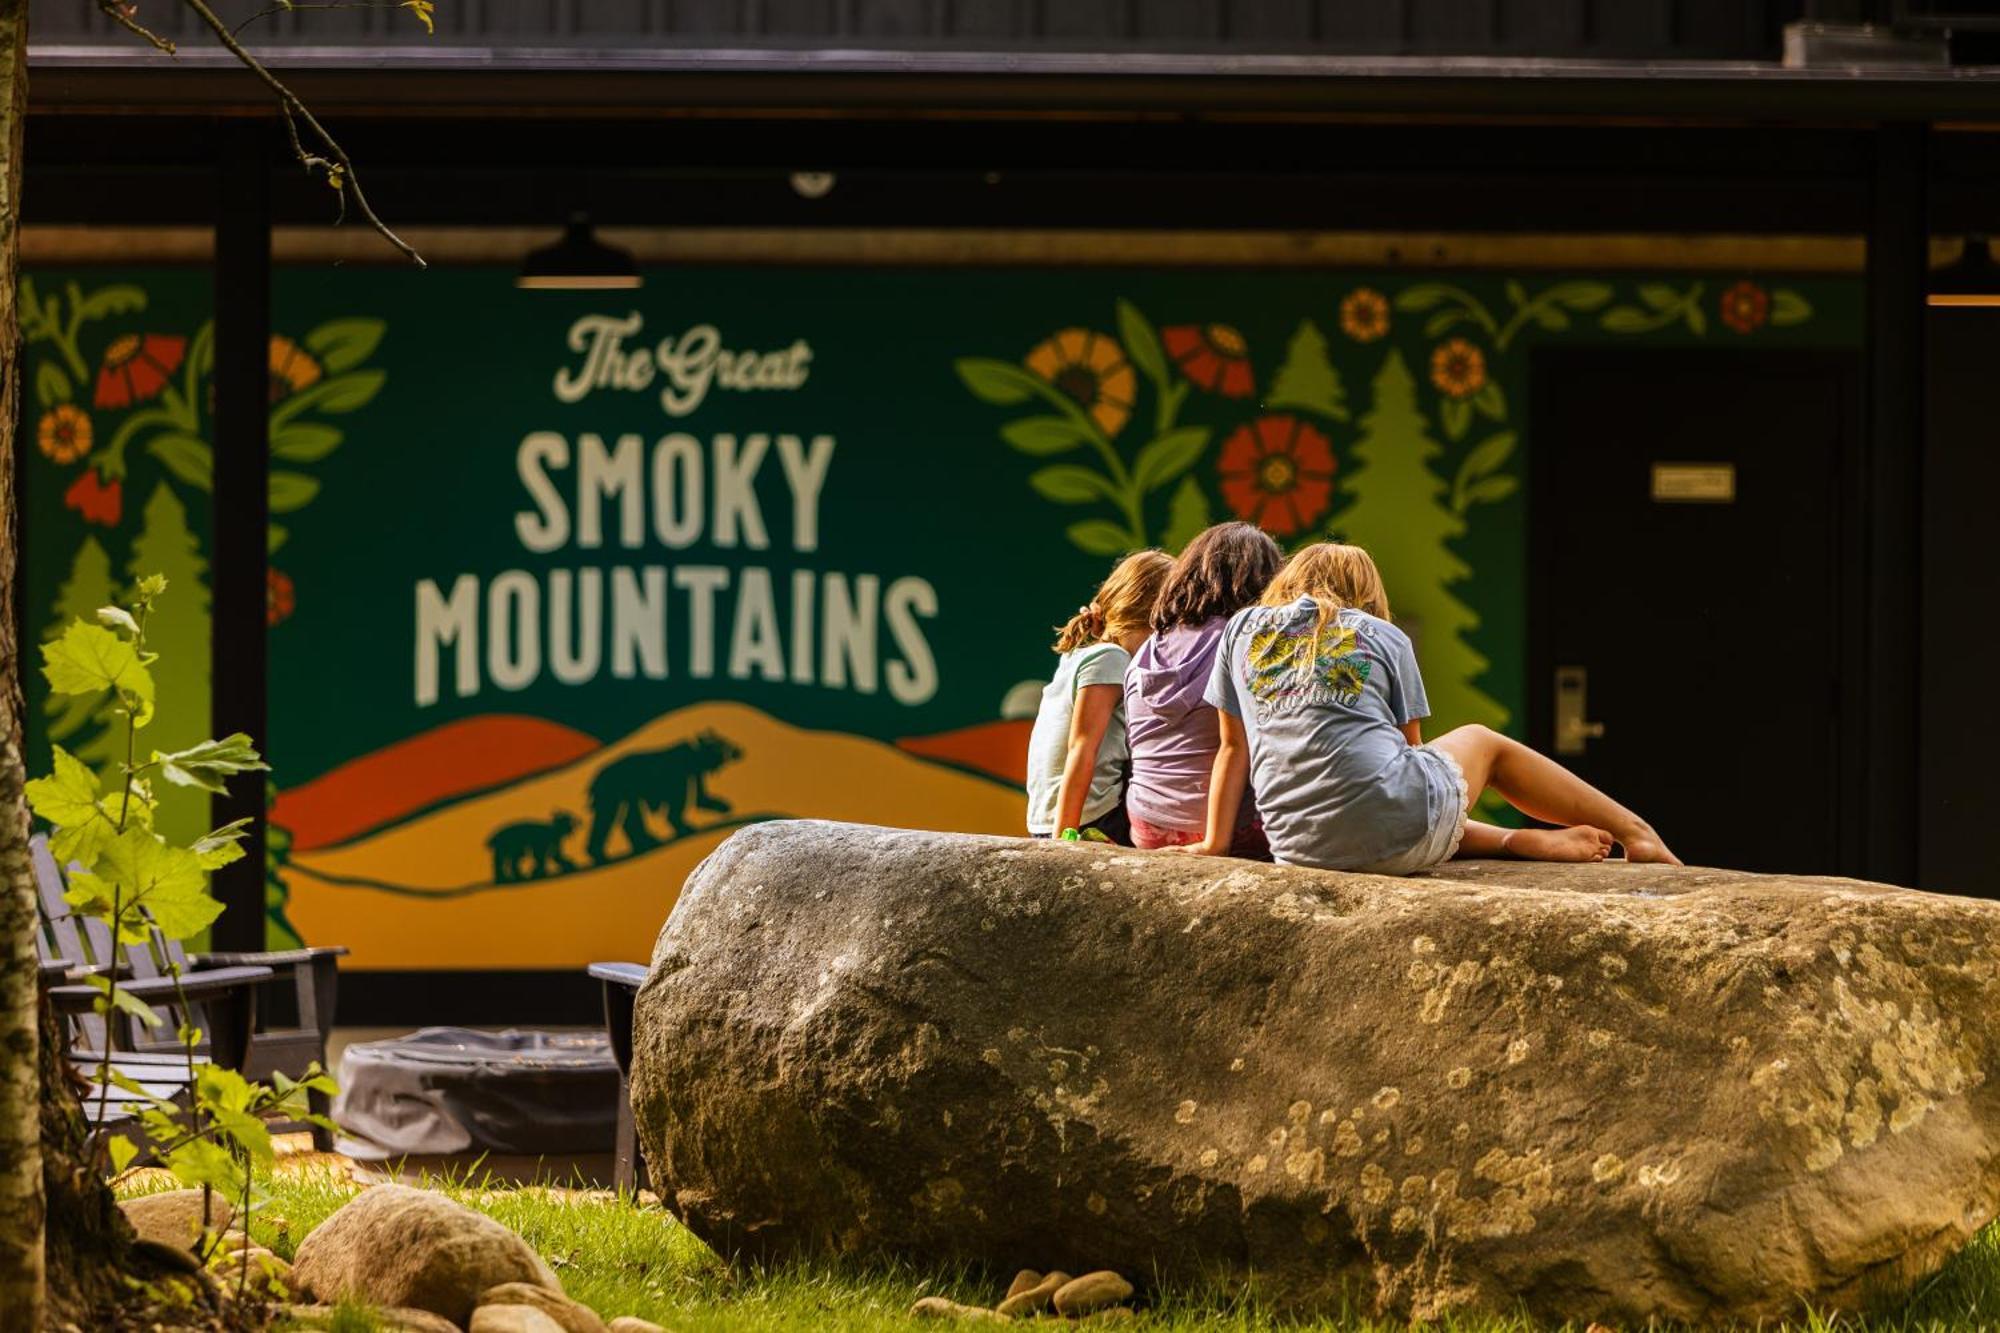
left=1247, top=619, right=1373, bottom=712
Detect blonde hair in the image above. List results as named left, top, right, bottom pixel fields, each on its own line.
left=1261, top=543, right=1391, bottom=628
left=1054, top=549, right=1172, bottom=653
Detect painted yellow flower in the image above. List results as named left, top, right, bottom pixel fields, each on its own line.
left=37, top=404, right=92, bottom=465
left=1430, top=337, right=1487, bottom=399
left=1024, top=328, right=1136, bottom=438
left=1340, top=288, right=1391, bottom=342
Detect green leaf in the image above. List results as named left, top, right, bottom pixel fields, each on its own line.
left=95, top=605, right=140, bottom=637
left=1600, top=306, right=1656, bottom=333
left=1505, top=279, right=1528, bottom=308
left=106, top=985, right=164, bottom=1029
left=1115, top=299, right=1169, bottom=389
left=36, top=360, right=72, bottom=408
left=1464, top=475, right=1520, bottom=506
left=196, top=1063, right=255, bottom=1116
left=299, top=369, right=385, bottom=415
left=268, top=472, right=322, bottom=514
left=1533, top=308, right=1571, bottom=332
left=93, top=826, right=220, bottom=942
left=1161, top=475, right=1213, bottom=553
left=165, top=1137, right=243, bottom=1198
left=1423, top=309, right=1471, bottom=339
left=271, top=422, right=343, bottom=463
left=1027, top=466, right=1111, bottom=504
left=1472, top=380, right=1508, bottom=422
left=1440, top=398, right=1473, bottom=442
left=106, top=1136, right=139, bottom=1175
left=1132, top=426, right=1210, bottom=493
left=1771, top=289, right=1814, bottom=326
left=268, top=525, right=289, bottom=555
left=1065, top=520, right=1134, bottom=556
left=1547, top=281, right=1614, bottom=311
left=26, top=744, right=103, bottom=831
left=1000, top=416, right=1088, bottom=457
left=75, top=285, right=146, bottom=323
left=1460, top=431, right=1518, bottom=483
left=155, top=734, right=268, bottom=795
left=956, top=358, right=1041, bottom=406
left=42, top=622, right=155, bottom=716
left=193, top=817, right=254, bottom=870
left=303, top=317, right=386, bottom=373
left=149, top=434, right=214, bottom=491
left=1639, top=283, right=1682, bottom=311
left=1393, top=284, right=1452, bottom=312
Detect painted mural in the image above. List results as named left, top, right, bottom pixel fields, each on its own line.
left=18, top=266, right=1857, bottom=970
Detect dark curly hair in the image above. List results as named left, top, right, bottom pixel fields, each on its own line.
left=1151, top=522, right=1285, bottom=633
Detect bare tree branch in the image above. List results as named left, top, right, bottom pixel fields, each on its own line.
left=93, top=2, right=178, bottom=55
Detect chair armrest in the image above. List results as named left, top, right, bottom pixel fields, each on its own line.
left=191, top=945, right=347, bottom=968
left=48, top=964, right=275, bottom=1014
left=588, top=961, right=648, bottom=989
left=39, top=959, right=76, bottom=986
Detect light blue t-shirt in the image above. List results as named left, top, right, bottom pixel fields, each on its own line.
left=1205, top=598, right=1451, bottom=870
left=1025, top=643, right=1133, bottom=835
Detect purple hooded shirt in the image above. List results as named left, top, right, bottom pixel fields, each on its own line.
left=1123, top=619, right=1253, bottom=834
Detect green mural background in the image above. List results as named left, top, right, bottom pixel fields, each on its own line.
left=17, top=264, right=1862, bottom=962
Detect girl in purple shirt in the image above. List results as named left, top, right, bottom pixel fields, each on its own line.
left=1123, top=523, right=1284, bottom=855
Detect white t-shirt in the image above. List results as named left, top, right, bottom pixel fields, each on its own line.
left=1024, top=643, right=1133, bottom=835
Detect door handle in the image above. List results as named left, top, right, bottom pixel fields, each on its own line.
left=1554, top=665, right=1605, bottom=756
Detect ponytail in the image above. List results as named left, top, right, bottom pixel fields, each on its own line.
left=1051, top=550, right=1173, bottom=654
left=1053, top=602, right=1106, bottom=654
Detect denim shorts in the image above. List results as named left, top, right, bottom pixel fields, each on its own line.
left=1354, top=744, right=1470, bottom=876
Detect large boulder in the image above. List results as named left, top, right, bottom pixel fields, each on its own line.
left=630, top=820, right=2000, bottom=1326
left=290, top=1184, right=560, bottom=1323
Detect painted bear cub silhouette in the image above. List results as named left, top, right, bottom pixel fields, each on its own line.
left=486, top=810, right=579, bottom=883
left=587, top=728, right=744, bottom=864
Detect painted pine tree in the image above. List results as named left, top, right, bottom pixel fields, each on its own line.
left=119, top=482, right=213, bottom=850
left=42, top=537, right=113, bottom=748
left=1266, top=318, right=1348, bottom=421
left=1333, top=349, right=1510, bottom=738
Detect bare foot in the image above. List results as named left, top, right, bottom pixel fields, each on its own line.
left=1618, top=825, right=1683, bottom=866
left=1502, top=825, right=1614, bottom=863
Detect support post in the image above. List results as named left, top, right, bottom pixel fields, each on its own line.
left=210, top=122, right=270, bottom=952
left=1852, top=121, right=1927, bottom=886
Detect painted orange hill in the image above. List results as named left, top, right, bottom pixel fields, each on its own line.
left=896, top=719, right=1031, bottom=786
left=285, top=701, right=1027, bottom=970
left=274, top=715, right=599, bottom=852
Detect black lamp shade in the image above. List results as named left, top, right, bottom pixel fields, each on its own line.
left=1930, top=236, right=2000, bottom=308
left=517, top=215, right=642, bottom=290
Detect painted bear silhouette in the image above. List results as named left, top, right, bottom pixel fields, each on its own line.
left=586, top=729, right=744, bottom=864
left=486, top=810, right=579, bottom=883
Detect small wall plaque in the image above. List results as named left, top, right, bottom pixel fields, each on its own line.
left=1650, top=462, right=1736, bottom=504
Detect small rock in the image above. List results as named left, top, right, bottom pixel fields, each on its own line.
left=382, top=1310, right=467, bottom=1333
left=210, top=1245, right=293, bottom=1297
left=997, top=1270, right=1069, bottom=1318
left=606, top=1320, right=666, bottom=1333
left=119, top=1189, right=236, bottom=1248
left=908, top=1295, right=1009, bottom=1321
left=479, top=1282, right=608, bottom=1333
left=1053, top=1272, right=1134, bottom=1317
left=1002, top=1269, right=1042, bottom=1301
left=470, top=1305, right=567, bottom=1333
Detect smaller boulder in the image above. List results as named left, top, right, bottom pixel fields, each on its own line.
left=908, top=1296, right=1009, bottom=1321
left=1002, top=1270, right=1041, bottom=1301
left=997, top=1270, right=1069, bottom=1317
left=382, top=1309, right=467, bottom=1333
left=1053, top=1273, right=1134, bottom=1318
left=119, top=1189, right=236, bottom=1248
left=209, top=1245, right=293, bottom=1298
left=606, top=1320, right=666, bottom=1333
left=479, top=1282, right=607, bottom=1333
left=471, top=1305, right=566, bottom=1333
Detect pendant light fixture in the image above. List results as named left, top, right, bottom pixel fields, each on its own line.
left=516, top=213, right=641, bottom=290
left=1929, top=235, right=2000, bottom=308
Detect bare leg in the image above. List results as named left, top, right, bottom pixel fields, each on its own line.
left=1429, top=726, right=1680, bottom=865
left=1457, top=819, right=1614, bottom=864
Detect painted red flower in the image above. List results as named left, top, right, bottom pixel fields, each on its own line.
left=94, top=333, right=187, bottom=409
left=64, top=471, right=122, bottom=526
left=1217, top=414, right=1336, bottom=537
left=267, top=569, right=296, bottom=626
left=1720, top=280, right=1769, bottom=334
left=1162, top=323, right=1256, bottom=398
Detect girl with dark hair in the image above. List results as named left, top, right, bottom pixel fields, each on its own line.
left=1122, top=522, right=1285, bottom=854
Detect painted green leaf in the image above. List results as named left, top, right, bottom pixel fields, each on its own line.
left=1028, top=465, right=1110, bottom=504
left=1116, top=299, right=1169, bottom=389
left=1161, top=475, right=1213, bottom=553
left=1505, top=279, right=1529, bottom=307
left=272, top=422, right=343, bottom=463
left=155, top=734, right=268, bottom=795
left=304, top=317, right=387, bottom=373
left=1464, top=475, right=1520, bottom=506
left=1001, top=416, right=1088, bottom=456
left=1394, top=284, right=1451, bottom=312
left=1133, top=426, right=1210, bottom=493
left=956, top=357, right=1040, bottom=406
left=307, top=369, right=386, bottom=415
left=1534, top=308, right=1571, bottom=332
left=1423, top=310, right=1471, bottom=339
left=1771, top=289, right=1814, bottom=326
left=25, top=744, right=102, bottom=832
left=36, top=360, right=72, bottom=408
left=1600, top=306, right=1655, bottom=333
left=1440, top=398, right=1473, bottom=442
left=75, top=285, right=146, bottom=323
left=43, top=621, right=154, bottom=708
left=1460, top=431, right=1518, bottom=482
left=268, top=525, right=289, bottom=555
left=1547, top=281, right=1614, bottom=311
left=1639, top=283, right=1682, bottom=311
left=1685, top=300, right=1708, bottom=336
left=1066, top=519, right=1133, bottom=556
left=1472, top=381, right=1507, bottom=422
left=149, top=435, right=214, bottom=491
left=269, top=472, right=323, bottom=514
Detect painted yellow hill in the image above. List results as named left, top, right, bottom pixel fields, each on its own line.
left=286, top=702, right=1026, bottom=969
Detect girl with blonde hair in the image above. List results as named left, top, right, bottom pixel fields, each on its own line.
left=1025, top=549, right=1173, bottom=843
left=1183, top=542, right=1677, bottom=873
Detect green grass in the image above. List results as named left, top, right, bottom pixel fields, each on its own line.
left=114, top=1166, right=2000, bottom=1331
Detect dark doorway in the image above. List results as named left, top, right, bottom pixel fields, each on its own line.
left=1529, top=348, right=1857, bottom=875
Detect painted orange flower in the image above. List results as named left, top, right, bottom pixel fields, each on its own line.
left=1339, top=288, right=1391, bottom=342
left=267, top=569, right=296, bottom=626
left=95, top=333, right=186, bottom=409
left=37, top=405, right=92, bottom=464
left=1720, top=280, right=1769, bottom=335
left=269, top=334, right=325, bottom=402
left=64, top=472, right=121, bottom=527
left=1162, top=324, right=1255, bottom=398
left=1025, top=329, right=1136, bottom=437
left=1430, top=338, right=1487, bottom=399
left=1217, top=414, right=1337, bottom=537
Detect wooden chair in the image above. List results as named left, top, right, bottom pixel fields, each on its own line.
left=32, top=833, right=344, bottom=1147
left=588, top=961, right=649, bottom=1195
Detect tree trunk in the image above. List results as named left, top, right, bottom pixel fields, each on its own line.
left=0, top=1, right=48, bottom=1326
